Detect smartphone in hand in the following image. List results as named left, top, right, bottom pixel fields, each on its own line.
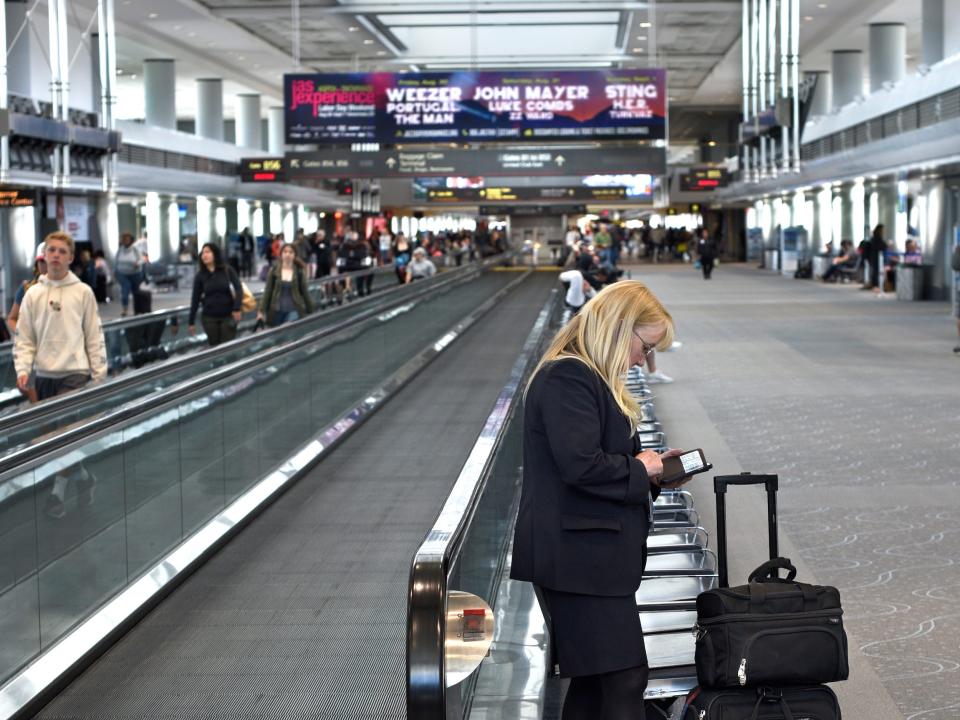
left=659, top=449, right=712, bottom=487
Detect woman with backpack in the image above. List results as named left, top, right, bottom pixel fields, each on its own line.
left=258, top=243, right=315, bottom=327
left=188, top=243, right=243, bottom=346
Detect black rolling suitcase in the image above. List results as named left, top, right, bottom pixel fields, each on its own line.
left=694, top=474, right=848, bottom=688
left=681, top=474, right=844, bottom=720
left=682, top=684, right=841, bottom=720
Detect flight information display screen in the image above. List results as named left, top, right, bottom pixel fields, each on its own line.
left=285, top=70, right=667, bottom=144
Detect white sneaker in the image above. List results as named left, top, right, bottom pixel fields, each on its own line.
left=646, top=370, right=674, bottom=384
left=668, top=340, right=683, bottom=351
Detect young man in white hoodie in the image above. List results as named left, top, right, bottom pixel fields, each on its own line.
left=14, top=231, right=107, bottom=401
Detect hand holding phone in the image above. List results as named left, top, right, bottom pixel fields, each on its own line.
left=658, top=448, right=712, bottom=487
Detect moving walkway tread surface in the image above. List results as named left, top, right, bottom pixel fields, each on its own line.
left=33, top=272, right=556, bottom=720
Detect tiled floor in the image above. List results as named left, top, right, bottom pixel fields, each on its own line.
left=639, top=263, right=959, bottom=720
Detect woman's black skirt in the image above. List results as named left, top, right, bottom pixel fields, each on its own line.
left=537, top=587, right=648, bottom=678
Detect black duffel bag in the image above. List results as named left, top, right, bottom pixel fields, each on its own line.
left=695, top=558, right=849, bottom=688
left=683, top=684, right=841, bottom=720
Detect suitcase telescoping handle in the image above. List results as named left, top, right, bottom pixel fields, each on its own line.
left=714, top=473, right=779, bottom=588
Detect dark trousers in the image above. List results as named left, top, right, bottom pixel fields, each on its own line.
left=358, top=270, right=374, bottom=296
left=36, top=373, right=90, bottom=401
left=701, top=258, right=714, bottom=279
left=562, top=667, right=649, bottom=720
left=867, top=252, right=882, bottom=288
left=201, top=315, right=237, bottom=347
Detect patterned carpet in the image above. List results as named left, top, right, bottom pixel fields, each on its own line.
left=637, top=262, right=960, bottom=720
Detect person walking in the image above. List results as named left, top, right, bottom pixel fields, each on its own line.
left=392, top=232, right=412, bottom=283
left=863, top=224, right=888, bottom=293
left=114, top=232, right=144, bottom=317
left=188, top=242, right=243, bottom=346
left=14, top=231, right=107, bottom=400
left=258, top=242, right=315, bottom=327
left=696, top=228, right=718, bottom=279
left=405, top=247, right=437, bottom=282
left=511, top=281, right=688, bottom=719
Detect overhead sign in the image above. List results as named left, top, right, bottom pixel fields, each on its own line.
left=420, top=186, right=639, bottom=203
left=285, top=70, right=667, bottom=144
left=0, top=187, right=35, bottom=207
left=679, top=167, right=730, bottom=192
left=480, top=204, right=587, bottom=216
left=240, top=157, right=286, bottom=182
left=286, top=147, right=666, bottom=179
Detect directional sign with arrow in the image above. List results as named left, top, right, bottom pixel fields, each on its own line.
left=283, top=147, right=665, bottom=179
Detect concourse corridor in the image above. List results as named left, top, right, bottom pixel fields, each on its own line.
left=633, top=262, right=959, bottom=720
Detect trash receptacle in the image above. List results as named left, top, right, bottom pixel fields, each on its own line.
left=896, top=264, right=925, bottom=301
left=813, top=255, right=831, bottom=279
left=764, top=249, right=780, bottom=271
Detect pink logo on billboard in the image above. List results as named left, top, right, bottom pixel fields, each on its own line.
left=290, top=79, right=375, bottom=117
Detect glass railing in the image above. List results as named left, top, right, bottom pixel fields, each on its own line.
left=0, top=266, right=403, bottom=410
left=0, top=268, right=527, bottom=691
left=406, top=289, right=562, bottom=718
left=0, top=263, right=489, bottom=462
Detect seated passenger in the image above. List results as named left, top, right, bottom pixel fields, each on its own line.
left=903, top=239, right=923, bottom=265
left=820, top=240, right=857, bottom=282
left=405, top=247, right=437, bottom=282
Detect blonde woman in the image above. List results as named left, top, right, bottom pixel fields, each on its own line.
left=510, top=281, right=687, bottom=720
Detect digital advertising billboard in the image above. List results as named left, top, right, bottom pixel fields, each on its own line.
left=285, top=70, right=667, bottom=144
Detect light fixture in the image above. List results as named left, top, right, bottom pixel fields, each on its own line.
left=639, top=21, right=651, bottom=28
left=817, top=2, right=827, bottom=7
left=632, top=47, right=644, bottom=53
left=376, top=50, right=387, bottom=56
left=707, top=140, right=717, bottom=147
left=363, top=39, right=374, bottom=45
left=637, top=35, right=647, bottom=41
left=130, top=74, right=137, bottom=79
left=804, top=15, right=813, bottom=21
left=348, top=26, right=359, bottom=32
left=148, top=12, right=158, bottom=18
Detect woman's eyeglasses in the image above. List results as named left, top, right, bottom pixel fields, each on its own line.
left=632, top=329, right=655, bottom=356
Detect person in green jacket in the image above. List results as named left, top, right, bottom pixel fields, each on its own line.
left=258, top=243, right=315, bottom=327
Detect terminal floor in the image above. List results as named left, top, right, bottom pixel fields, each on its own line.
left=635, top=262, right=959, bottom=720
left=33, top=273, right=555, bottom=720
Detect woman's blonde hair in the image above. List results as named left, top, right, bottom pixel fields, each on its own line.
left=530, top=280, right=674, bottom=428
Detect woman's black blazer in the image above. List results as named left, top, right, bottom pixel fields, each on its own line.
left=510, top=358, right=658, bottom=597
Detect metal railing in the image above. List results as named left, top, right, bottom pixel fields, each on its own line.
left=0, top=259, right=490, bottom=428
left=801, top=85, right=960, bottom=163
left=0, top=259, right=505, bottom=471
left=0, top=265, right=398, bottom=397
left=406, top=288, right=561, bottom=719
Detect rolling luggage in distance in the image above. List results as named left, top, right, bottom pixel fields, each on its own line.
left=693, top=474, right=848, bottom=689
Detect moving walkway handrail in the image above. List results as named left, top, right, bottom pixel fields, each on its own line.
left=0, top=262, right=504, bottom=478
left=0, top=258, right=501, bottom=444
left=406, top=287, right=561, bottom=719
left=0, top=264, right=397, bottom=348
